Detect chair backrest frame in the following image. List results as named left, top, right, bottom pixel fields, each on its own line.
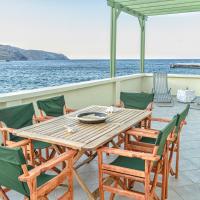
left=155, top=115, right=178, bottom=157
left=0, top=146, right=30, bottom=196
left=153, top=72, right=169, bottom=95
left=0, top=103, right=35, bottom=141
left=175, top=104, right=190, bottom=137
left=37, top=95, right=66, bottom=117
left=120, top=92, right=154, bottom=110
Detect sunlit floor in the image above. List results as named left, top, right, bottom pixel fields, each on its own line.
left=6, top=100, right=200, bottom=200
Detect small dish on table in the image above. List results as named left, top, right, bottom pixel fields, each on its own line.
left=76, top=112, right=108, bottom=124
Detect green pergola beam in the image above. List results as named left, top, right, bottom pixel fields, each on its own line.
left=107, top=1, right=145, bottom=18
left=112, top=0, right=177, bottom=6
left=107, top=0, right=200, bottom=77
left=133, top=5, right=200, bottom=14
left=139, top=17, right=146, bottom=73
left=111, top=0, right=200, bottom=8
left=128, top=2, right=200, bottom=11
left=107, top=0, right=200, bottom=16
left=144, top=6, right=200, bottom=16
left=110, top=8, right=120, bottom=78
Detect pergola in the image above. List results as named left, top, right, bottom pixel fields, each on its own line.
left=107, top=0, right=200, bottom=77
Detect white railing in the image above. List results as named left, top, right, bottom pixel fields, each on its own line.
left=0, top=73, right=200, bottom=113
left=0, top=74, right=143, bottom=113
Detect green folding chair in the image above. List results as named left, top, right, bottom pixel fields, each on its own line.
left=126, top=104, right=190, bottom=180
left=169, top=104, right=190, bottom=178
left=121, top=91, right=154, bottom=129
left=0, top=103, right=52, bottom=165
left=120, top=92, right=154, bottom=110
left=140, top=105, right=190, bottom=179
left=0, top=145, right=75, bottom=200
left=116, top=92, right=154, bottom=146
left=98, top=116, right=178, bottom=200
left=37, top=95, right=75, bottom=120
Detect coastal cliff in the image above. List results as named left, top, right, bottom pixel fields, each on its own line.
left=0, top=45, right=69, bottom=61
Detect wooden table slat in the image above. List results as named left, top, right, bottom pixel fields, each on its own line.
left=11, top=105, right=151, bottom=150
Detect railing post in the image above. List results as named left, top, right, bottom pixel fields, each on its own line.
left=139, top=16, right=147, bottom=73
left=110, top=8, right=120, bottom=78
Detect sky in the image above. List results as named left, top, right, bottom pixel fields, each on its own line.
left=0, top=0, right=200, bottom=59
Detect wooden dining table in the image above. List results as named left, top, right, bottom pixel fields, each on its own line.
left=10, top=105, right=151, bottom=200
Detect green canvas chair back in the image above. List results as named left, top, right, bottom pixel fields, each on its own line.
left=120, top=92, right=154, bottom=110
left=175, top=104, right=190, bottom=136
left=0, top=103, right=34, bottom=140
left=37, top=95, right=65, bottom=117
left=156, top=115, right=178, bottom=156
left=0, top=146, right=29, bottom=196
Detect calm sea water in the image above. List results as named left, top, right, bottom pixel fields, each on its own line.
left=1, top=59, right=200, bottom=94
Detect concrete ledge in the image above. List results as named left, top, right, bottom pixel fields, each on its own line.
left=1, top=73, right=200, bottom=105
left=0, top=74, right=143, bottom=103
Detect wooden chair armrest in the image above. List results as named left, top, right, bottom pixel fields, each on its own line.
left=7, top=139, right=31, bottom=148
left=115, top=103, right=122, bottom=108
left=146, top=102, right=153, bottom=111
left=182, top=120, right=187, bottom=125
left=98, top=147, right=160, bottom=161
left=115, top=100, right=124, bottom=108
left=0, top=127, right=9, bottom=132
left=65, top=107, right=76, bottom=113
left=34, top=116, right=54, bottom=123
left=150, top=117, right=171, bottom=123
left=19, top=150, right=77, bottom=182
left=126, top=128, right=159, bottom=139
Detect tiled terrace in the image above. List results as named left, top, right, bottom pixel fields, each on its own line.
left=6, top=101, right=200, bottom=200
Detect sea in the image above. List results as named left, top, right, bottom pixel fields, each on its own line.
left=1, top=59, right=200, bottom=94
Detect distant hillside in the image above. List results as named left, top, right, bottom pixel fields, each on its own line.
left=0, top=45, right=69, bottom=61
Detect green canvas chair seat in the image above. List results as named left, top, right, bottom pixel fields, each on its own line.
left=111, top=156, right=145, bottom=171
left=32, top=140, right=51, bottom=149
left=0, top=146, right=55, bottom=197
left=120, top=92, right=154, bottom=110
left=0, top=103, right=51, bottom=149
left=37, top=95, right=66, bottom=117
left=140, top=137, right=156, bottom=144
left=112, top=116, right=178, bottom=171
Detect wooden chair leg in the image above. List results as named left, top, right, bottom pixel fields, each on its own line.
left=109, top=179, right=118, bottom=200
left=165, top=151, right=169, bottom=199
left=23, top=145, right=28, bottom=160
left=98, top=152, right=105, bottom=200
left=38, top=149, right=42, bottom=164
left=45, top=148, right=49, bottom=160
left=175, top=138, right=180, bottom=179
left=124, top=134, right=129, bottom=150
left=161, top=146, right=169, bottom=200
left=68, top=159, right=74, bottom=200
left=161, top=160, right=166, bottom=200
left=0, top=186, right=9, bottom=200
left=29, top=142, right=35, bottom=166
left=128, top=180, right=134, bottom=189
left=144, top=161, right=151, bottom=200
left=29, top=179, right=37, bottom=200
left=106, top=143, right=110, bottom=156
